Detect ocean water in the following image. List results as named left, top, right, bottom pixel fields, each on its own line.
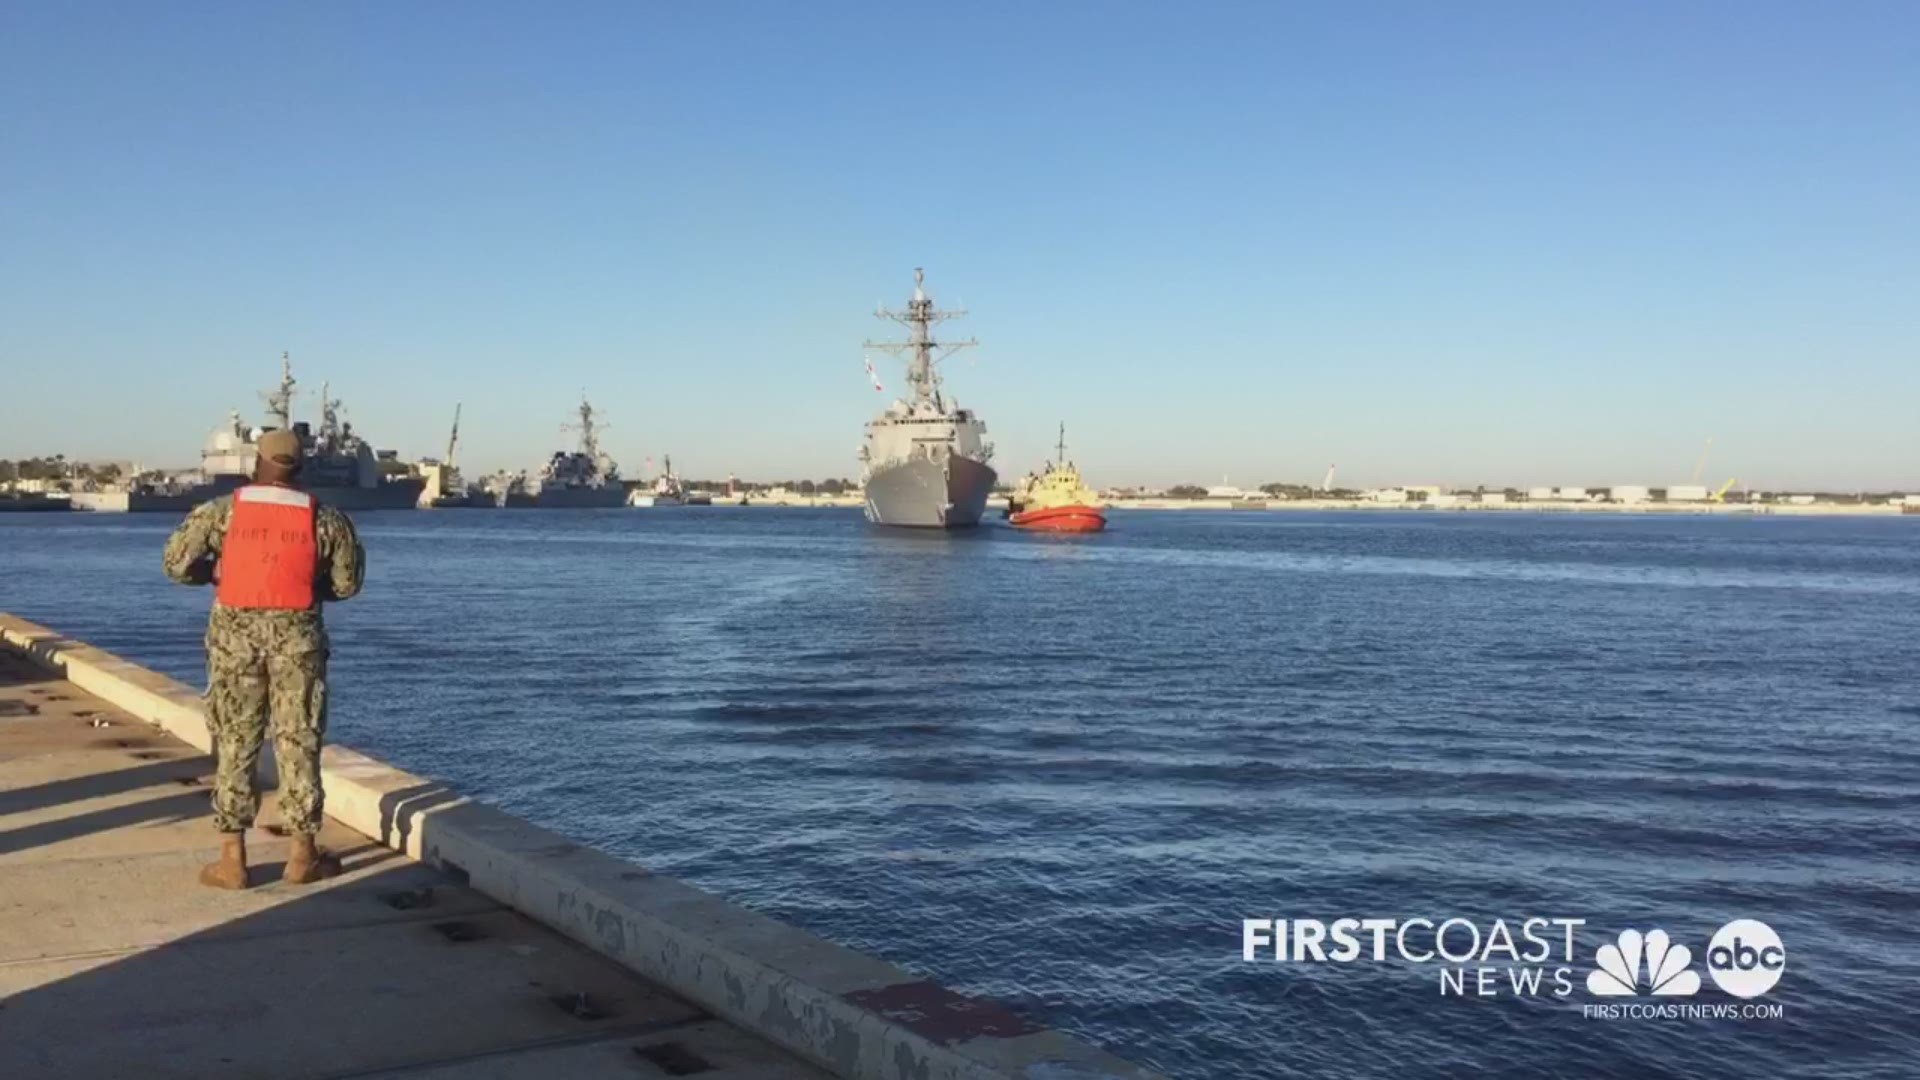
left=3, top=508, right=1916, bottom=1079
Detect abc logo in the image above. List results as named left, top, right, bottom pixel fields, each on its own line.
left=1706, top=919, right=1784, bottom=998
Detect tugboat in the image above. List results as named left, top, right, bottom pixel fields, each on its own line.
left=532, top=398, right=626, bottom=508
left=1006, top=424, right=1106, bottom=533
left=858, top=268, right=996, bottom=527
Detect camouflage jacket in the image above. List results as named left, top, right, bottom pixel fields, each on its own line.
left=162, top=491, right=366, bottom=656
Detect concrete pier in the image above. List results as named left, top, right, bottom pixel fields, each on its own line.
left=0, top=614, right=1158, bottom=1080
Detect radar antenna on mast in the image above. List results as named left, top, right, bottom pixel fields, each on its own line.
left=317, top=381, right=344, bottom=444
left=261, top=352, right=298, bottom=428
left=863, top=267, right=977, bottom=410
left=562, top=396, right=608, bottom=459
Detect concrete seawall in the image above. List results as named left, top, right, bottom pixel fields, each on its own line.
left=0, top=613, right=1159, bottom=1080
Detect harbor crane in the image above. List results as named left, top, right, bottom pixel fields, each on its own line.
left=444, top=403, right=462, bottom=468
left=1692, top=436, right=1714, bottom=484
left=1322, top=464, right=1336, bottom=493
left=1711, top=477, right=1740, bottom=503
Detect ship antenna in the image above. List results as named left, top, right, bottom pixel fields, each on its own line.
left=318, top=381, right=345, bottom=443
left=262, top=351, right=297, bottom=428
left=864, top=267, right=976, bottom=411
left=563, top=395, right=605, bottom=458
left=1056, top=422, right=1067, bottom=468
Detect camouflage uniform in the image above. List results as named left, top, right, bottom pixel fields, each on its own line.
left=163, top=492, right=364, bottom=834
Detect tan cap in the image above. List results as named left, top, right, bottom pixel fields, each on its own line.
left=257, top=429, right=302, bottom=465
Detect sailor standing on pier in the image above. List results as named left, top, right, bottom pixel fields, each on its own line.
left=162, top=427, right=366, bottom=889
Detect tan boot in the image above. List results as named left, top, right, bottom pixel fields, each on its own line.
left=283, top=832, right=342, bottom=884
left=198, top=832, right=249, bottom=890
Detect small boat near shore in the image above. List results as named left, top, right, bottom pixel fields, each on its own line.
left=1007, top=424, right=1106, bottom=533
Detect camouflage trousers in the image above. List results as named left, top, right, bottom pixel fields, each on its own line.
left=205, top=644, right=328, bottom=834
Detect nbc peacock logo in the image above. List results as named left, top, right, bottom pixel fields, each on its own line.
left=1584, top=928, right=1701, bottom=997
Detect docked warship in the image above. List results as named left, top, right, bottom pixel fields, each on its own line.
left=67, top=355, right=422, bottom=512
left=196, top=356, right=423, bottom=510
left=628, top=454, right=686, bottom=507
left=530, top=398, right=626, bottom=508
left=858, top=268, right=996, bottom=527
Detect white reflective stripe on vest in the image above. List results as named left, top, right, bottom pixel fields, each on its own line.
left=237, top=485, right=315, bottom=508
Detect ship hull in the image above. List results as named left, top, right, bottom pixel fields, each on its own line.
left=70, top=492, right=196, bottom=513
left=426, top=494, right=493, bottom=509
left=533, top=486, right=627, bottom=509
left=1010, top=504, right=1107, bottom=533
left=311, top=482, right=426, bottom=511
left=0, top=496, right=71, bottom=513
left=71, top=481, right=422, bottom=512
left=864, top=455, right=996, bottom=528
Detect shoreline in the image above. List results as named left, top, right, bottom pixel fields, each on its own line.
left=15, top=492, right=1912, bottom=518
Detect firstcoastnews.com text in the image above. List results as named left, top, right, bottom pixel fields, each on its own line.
left=1584, top=1002, right=1785, bottom=1021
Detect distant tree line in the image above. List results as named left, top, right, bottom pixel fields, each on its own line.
left=1151, top=481, right=1371, bottom=499
left=679, top=477, right=859, bottom=495
left=0, top=457, right=124, bottom=486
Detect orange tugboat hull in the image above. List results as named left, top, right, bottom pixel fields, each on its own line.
left=1009, top=505, right=1107, bottom=532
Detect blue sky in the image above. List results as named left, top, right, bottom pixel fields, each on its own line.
left=2, top=2, right=1914, bottom=489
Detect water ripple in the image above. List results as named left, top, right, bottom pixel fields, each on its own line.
left=3, top=508, right=1916, bottom=1079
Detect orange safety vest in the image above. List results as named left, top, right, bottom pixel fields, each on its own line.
left=215, top=485, right=319, bottom=610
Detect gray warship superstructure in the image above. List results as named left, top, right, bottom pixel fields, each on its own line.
left=628, top=454, right=686, bottom=506
left=66, top=354, right=422, bottom=513
left=197, top=357, right=424, bottom=510
left=481, top=470, right=536, bottom=508
left=859, top=268, right=996, bottom=527
left=532, top=398, right=626, bottom=508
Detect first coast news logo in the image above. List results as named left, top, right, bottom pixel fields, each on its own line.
left=1241, top=917, right=1785, bottom=1020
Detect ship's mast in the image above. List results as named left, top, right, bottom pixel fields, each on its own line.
left=318, top=381, right=344, bottom=443
left=262, top=352, right=297, bottom=428
left=1055, top=423, right=1068, bottom=467
left=563, top=397, right=604, bottom=458
left=864, top=267, right=976, bottom=410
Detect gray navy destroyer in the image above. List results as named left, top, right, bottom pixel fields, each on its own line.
left=859, top=268, right=996, bottom=527
left=528, top=397, right=626, bottom=508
